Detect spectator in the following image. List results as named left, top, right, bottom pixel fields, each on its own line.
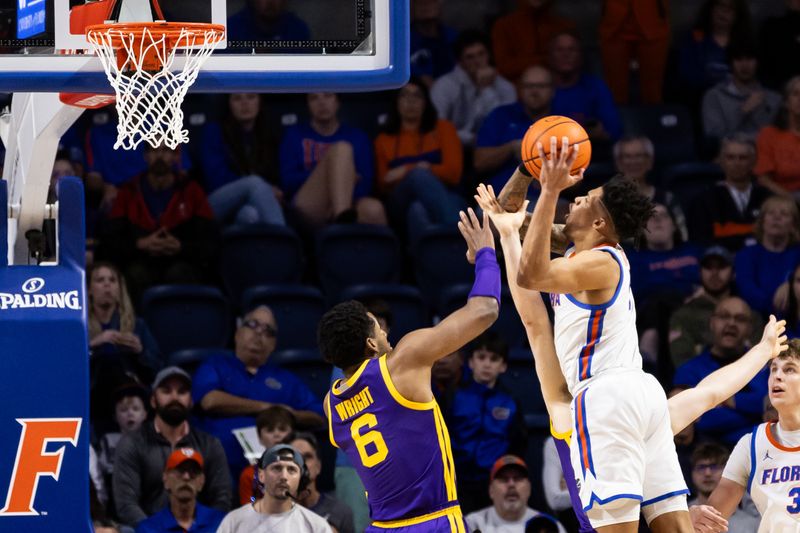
left=734, top=195, right=800, bottom=315
left=672, top=296, right=767, bottom=445
left=702, top=41, right=781, bottom=143
left=775, top=262, right=800, bottom=338
left=192, top=305, right=324, bottom=483
left=374, top=78, right=463, bottom=241
left=465, top=456, right=566, bottom=533
left=688, top=134, right=771, bottom=250
left=432, top=350, right=464, bottom=401
left=676, top=0, right=754, bottom=104
left=444, top=332, right=526, bottom=514
left=547, top=30, right=623, bottom=146
left=135, top=448, right=226, bottom=533
left=491, top=0, right=575, bottom=82
left=217, top=445, right=332, bottom=532
left=99, top=382, right=150, bottom=478
left=93, top=519, right=122, bottom=533
left=613, top=135, right=688, bottom=240
left=430, top=30, right=516, bottom=147
left=687, top=443, right=759, bottom=532
left=238, top=406, right=295, bottom=505
left=88, top=262, right=161, bottom=425
left=525, top=516, right=561, bottom=533
left=757, top=0, right=800, bottom=91
left=99, top=144, right=218, bottom=304
left=226, top=0, right=310, bottom=42
left=475, top=66, right=554, bottom=191
left=200, top=93, right=285, bottom=227
left=754, top=76, right=800, bottom=195
left=290, top=433, right=354, bottom=533
left=669, top=246, right=763, bottom=368
left=599, top=0, right=671, bottom=104
left=113, top=367, right=231, bottom=527
left=279, top=92, right=385, bottom=228
left=408, top=0, right=457, bottom=87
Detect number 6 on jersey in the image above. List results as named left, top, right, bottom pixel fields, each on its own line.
left=351, top=413, right=388, bottom=467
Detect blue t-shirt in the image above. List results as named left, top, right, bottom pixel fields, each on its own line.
left=409, top=23, right=457, bottom=80
left=279, top=122, right=374, bottom=200
left=735, top=243, right=800, bottom=315
left=226, top=7, right=310, bottom=41
left=552, top=73, right=622, bottom=141
left=476, top=102, right=538, bottom=191
left=673, top=350, right=768, bottom=445
left=135, top=502, right=225, bottom=533
left=192, top=354, right=324, bottom=476
left=627, top=243, right=701, bottom=304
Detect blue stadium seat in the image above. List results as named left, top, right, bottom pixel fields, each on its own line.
left=412, top=227, right=474, bottom=308
left=269, top=349, right=332, bottom=401
left=241, top=284, right=326, bottom=351
left=618, top=104, right=696, bottom=166
left=338, top=284, right=428, bottom=345
left=141, top=285, right=231, bottom=356
left=661, top=161, right=723, bottom=214
left=438, top=284, right=527, bottom=348
left=168, top=348, right=233, bottom=375
left=501, top=348, right=549, bottom=430
left=219, top=224, right=304, bottom=307
left=316, top=225, right=401, bottom=302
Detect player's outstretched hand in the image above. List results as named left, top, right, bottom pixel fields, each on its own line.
left=759, top=314, right=788, bottom=360
left=537, top=136, right=584, bottom=194
left=458, top=208, right=494, bottom=264
left=689, top=504, right=728, bottom=533
left=474, top=184, right=529, bottom=239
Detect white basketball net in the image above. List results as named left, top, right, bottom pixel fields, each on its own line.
left=87, top=25, right=224, bottom=150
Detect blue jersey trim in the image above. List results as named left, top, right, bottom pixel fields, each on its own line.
left=583, top=492, right=643, bottom=512
left=641, top=488, right=690, bottom=506
left=747, top=424, right=760, bottom=494
left=564, top=247, right=624, bottom=311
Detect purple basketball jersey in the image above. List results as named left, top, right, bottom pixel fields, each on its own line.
left=327, top=355, right=460, bottom=523
left=553, top=430, right=596, bottom=533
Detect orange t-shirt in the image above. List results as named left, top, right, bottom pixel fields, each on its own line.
left=374, top=119, right=463, bottom=194
left=239, top=464, right=263, bottom=505
left=755, top=126, right=800, bottom=191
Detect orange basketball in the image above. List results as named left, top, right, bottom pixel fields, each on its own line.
left=521, top=115, right=591, bottom=179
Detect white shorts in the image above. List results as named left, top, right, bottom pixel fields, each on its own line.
left=569, top=369, right=688, bottom=523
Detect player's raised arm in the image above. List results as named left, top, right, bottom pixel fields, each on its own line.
left=475, top=184, right=571, bottom=426
left=669, top=316, right=787, bottom=435
left=391, top=208, right=500, bottom=369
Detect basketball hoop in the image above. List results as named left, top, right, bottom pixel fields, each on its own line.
left=86, top=22, right=225, bottom=150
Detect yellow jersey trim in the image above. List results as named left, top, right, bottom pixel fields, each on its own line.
left=371, top=504, right=463, bottom=528
left=332, top=358, right=371, bottom=396
left=550, top=420, right=573, bottom=443
left=378, top=355, right=436, bottom=410
left=325, top=394, right=339, bottom=448
left=433, top=404, right=458, bottom=501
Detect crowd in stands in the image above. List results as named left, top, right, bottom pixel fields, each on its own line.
left=34, top=0, right=800, bottom=531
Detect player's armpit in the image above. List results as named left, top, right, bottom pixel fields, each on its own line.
left=517, top=250, right=619, bottom=295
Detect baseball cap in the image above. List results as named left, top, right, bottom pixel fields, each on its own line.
left=490, top=455, right=529, bottom=481
left=164, top=447, right=204, bottom=471
left=257, top=444, right=305, bottom=471
left=152, top=366, right=192, bottom=390
left=701, top=245, right=733, bottom=267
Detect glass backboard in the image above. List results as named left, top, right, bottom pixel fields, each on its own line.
left=0, top=0, right=408, bottom=93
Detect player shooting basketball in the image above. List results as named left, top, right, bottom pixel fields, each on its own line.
left=476, top=181, right=787, bottom=533
left=319, top=208, right=500, bottom=532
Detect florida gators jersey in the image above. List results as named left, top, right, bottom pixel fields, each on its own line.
left=550, top=244, right=641, bottom=395
left=724, top=422, right=800, bottom=532
left=327, top=354, right=459, bottom=523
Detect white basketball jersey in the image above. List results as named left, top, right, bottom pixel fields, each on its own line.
left=550, top=245, right=642, bottom=395
left=744, top=422, right=800, bottom=532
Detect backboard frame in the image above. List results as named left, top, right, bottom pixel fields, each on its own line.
left=0, top=0, right=408, bottom=93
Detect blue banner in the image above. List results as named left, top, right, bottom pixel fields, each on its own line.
left=16, top=0, right=45, bottom=39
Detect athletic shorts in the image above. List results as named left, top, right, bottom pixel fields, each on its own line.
left=367, top=506, right=467, bottom=532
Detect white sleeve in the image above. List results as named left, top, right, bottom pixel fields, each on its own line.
left=542, top=437, right=572, bottom=511
left=722, top=432, right=753, bottom=488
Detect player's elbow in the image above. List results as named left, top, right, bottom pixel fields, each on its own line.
left=199, top=392, right=217, bottom=412
left=470, top=297, right=499, bottom=327
left=516, top=268, right=540, bottom=290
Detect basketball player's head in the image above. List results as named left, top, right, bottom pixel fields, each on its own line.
left=318, top=301, right=392, bottom=371
left=769, top=339, right=800, bottom=411
left=563, top=176, right=653, bottom=245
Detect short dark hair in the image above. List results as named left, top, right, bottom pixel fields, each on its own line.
left=470, top=331, right=509, bottom=362
left=601, top=175, right=654, bottom=243
left=453, top=29, right=491, bottom=60
left=255, top=405, right=296, bottom=434
left=291, top=431, right=320, bottom=457
left=383, top=77, right=438, bottom=135
left=691, top=442, right=729, bottom=467
left=318, top=300, right=374, bottom=369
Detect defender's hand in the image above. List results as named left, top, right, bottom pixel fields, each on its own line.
left=458, top=208, right=493, bottom=264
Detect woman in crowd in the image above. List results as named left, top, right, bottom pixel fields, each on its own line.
left=200, top=93, right=285, bottom=226
left=755, top=76, right=800, bottom=195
